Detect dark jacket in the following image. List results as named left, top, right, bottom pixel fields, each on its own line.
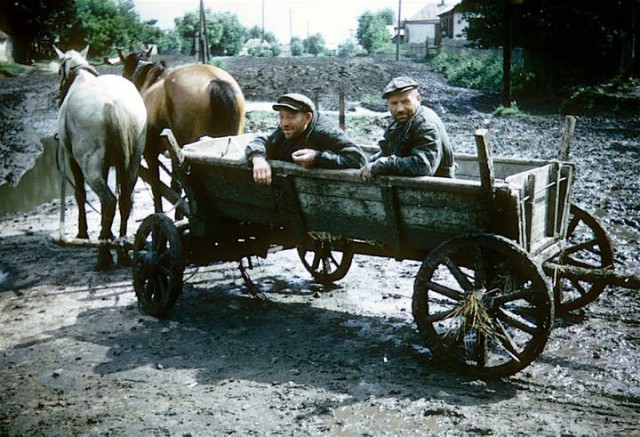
left=245, top=112, right=366, bottom=169
left=370, top=105, right=455, bottom=178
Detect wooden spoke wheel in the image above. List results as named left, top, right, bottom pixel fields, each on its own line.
left=551, top=204, right=614, bottom=314
left=412, top=234, right=554, bottom=379
left=297, top=240, right=353, bottom=284
left=132, top=213, right=184, bottom=318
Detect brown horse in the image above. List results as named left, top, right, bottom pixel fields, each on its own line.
left=119, top=50, right=246, bottom=212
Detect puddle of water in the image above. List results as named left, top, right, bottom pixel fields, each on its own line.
left=0, top=136, right=72, bottom=218
left=246, top=101, right=387, bottom=117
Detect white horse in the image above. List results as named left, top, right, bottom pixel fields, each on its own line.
left=55, top=45, right=147, bottom=270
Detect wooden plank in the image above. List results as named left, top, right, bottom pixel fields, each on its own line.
left=381, top=184, right=402, bottom=254
left=557, top=115, right=576, bottom=161
left=276, top=175, right=308, bottom=241
left=474, top=129, right=495, bottom=208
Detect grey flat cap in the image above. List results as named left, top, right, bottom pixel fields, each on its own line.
left=272, top=93, right=315, bottom=113
left=382, top=76, right=419, bottom=99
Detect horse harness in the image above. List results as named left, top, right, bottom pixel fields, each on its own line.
left=58, top=62, right=100, bottom=103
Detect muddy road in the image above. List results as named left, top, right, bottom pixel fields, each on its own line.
left=0, top=54, right=639, bottom=435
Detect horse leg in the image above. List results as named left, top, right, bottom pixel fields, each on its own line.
left=146, top=154, right=163, bottom=213
left=86, top=175, right=117, bottom=271
left=116, top=177, right=134, bottom=267
left=69, top=159, right=89, bottom=239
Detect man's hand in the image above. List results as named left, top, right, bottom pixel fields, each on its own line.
left=291, top=149, right=317, bottom=168
left=360, top=162, right=375, bottom=181
left=252, top=156, right=272, bottom=185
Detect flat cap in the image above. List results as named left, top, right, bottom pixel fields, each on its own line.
left=272, top=93, right=315, bottom=113
left=382, top=76, right=419, bottom=99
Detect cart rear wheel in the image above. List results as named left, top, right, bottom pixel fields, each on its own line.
left=551, top=204, right=614, bottom=314
left=297, top=240, right=353, bottom=284
left=132, top=213, right=184, bottom=318
left=412, top=234, right=553, bottom=378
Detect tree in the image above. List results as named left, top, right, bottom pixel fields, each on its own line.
left=290, top=37, right=304, bottom=56
left=71, top=0, right=144, bottom=57
left=337, top=39, right=358, bottom=57
left=303, top=33, right=325, bottom=56
left=356, top=9, right=393, bottom=54
left=460, top=0, right=640, bottom=86
left=2, top=0, right=76, bottom=63
left=175, top=9, right=247, bottom=56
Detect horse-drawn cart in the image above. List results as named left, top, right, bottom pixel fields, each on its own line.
left=131, top=128, right=627, bottom=378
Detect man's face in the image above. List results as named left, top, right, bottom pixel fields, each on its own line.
left=278, top=110, right=312, bottom=139
left=386, top=89, right=421, bottom=124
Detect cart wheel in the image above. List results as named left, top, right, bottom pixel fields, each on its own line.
left=297, top=240, right=353, bottom=284
left=132, top=213, right=184, bottom=318
left=551, top=204, right=614, bottom=314
left=412, top=234, right=553, bottom=379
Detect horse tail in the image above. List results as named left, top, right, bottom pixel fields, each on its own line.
left=208, top=79, right=245, bottom=135
left=103, top=102, right=140, bottom=193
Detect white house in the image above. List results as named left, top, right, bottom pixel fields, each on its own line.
left=0, top=31, right=14, bottom=63
left=403, top=0, right=462, bottom=47
left=438, top=2, right=469, bottom=40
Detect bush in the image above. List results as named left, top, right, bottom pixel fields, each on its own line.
left=429, top=51, right=535, bottom=94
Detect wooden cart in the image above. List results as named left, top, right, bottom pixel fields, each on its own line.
left=131, top=128, right=624, bottom=378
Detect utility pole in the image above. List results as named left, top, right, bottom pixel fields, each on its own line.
left=396, top=0, right=402, bottom=61
left=502, top=0, right=513, bottom=107
left=289, top=9, right=293, bottom=43
left=261, top=0, right=265, bottom=42
left=199, top=0, right=209, bottom=63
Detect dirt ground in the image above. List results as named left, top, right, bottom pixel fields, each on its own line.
left=1, top=54, right=639, bottom=435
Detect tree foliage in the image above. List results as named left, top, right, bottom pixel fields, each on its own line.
left=290, top=37, right=304, bottom=56
left=174, top=9, right=247, bottom=56
left=356, top=9, right=393, bottom=54
left=1, top=0, right=76, bottom=63
left=460, top=0, right=640, bottom=85
left=72, top=0, right=143, bottom=56
left=303, top=33, right=325, bottom=56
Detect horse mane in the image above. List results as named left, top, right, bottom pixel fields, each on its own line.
left=132, top=61, right=168, bottom=91
left=59, top=64, right=100, bottom=104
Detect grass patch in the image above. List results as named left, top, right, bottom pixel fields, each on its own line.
left=0, top=62, right=26, bottom=77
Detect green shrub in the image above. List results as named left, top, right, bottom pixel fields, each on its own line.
left=429, top=51, right=535, bottom=94
left=493, top=102, right=522, bottom=117
left=207, top=58, right=227, bottom=69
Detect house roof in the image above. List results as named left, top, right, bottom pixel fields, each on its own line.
left=406, top=1, right=462, bottom=22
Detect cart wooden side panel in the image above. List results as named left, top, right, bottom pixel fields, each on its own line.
left=181, top=134, right=574, bottom=261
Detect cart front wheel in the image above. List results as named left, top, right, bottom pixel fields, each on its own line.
left=132, top=213, right=184, bottom=318
left=297, top=240, right=353, bottom=284
left=412, top=234, right=553, bottom=379
left=550, top=204, right=614, bottom=314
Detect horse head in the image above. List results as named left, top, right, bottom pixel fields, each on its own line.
left=53, top=45, right=99, bottom=102
left=118, top=47, right=153, bottom=81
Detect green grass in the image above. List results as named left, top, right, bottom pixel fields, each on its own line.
left=0, top=62, right=26, bottom=77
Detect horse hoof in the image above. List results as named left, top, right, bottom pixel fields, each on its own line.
left=117, top=255, right=132, bottom=268
left=95, top=248, right=114, bottom=271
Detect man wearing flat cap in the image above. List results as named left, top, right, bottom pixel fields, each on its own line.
left=246, top=93, right=366, bottom=185
left=360, top=76, right=455, bottom=181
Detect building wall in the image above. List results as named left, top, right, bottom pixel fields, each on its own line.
left=0, top=35, right=13, bottom=63
left=405, top=22, right=438, bottom=44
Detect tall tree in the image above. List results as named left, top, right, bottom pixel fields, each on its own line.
left=175, top=10, right=247, bottom=56
left=303, top=33, right=325, bottom=56
left=356, top=9, right=393, bottom=54
left=72, top=0, right=143, bottom=56
left=2, top=0, right=76, bottom=63
left=461, top=0, right=640, bottom=85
